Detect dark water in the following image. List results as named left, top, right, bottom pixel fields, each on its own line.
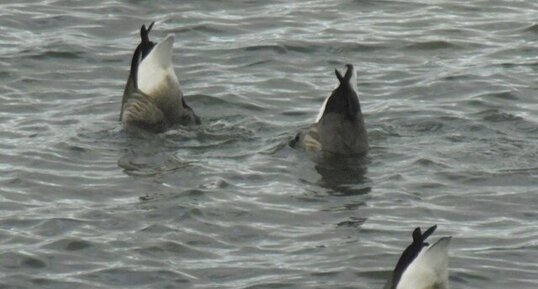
left=1, top=1, right=538, bottom=288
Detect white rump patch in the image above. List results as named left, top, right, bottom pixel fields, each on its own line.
left=137, top=34, right=182, bottom=98
left=396, top=237, right=451, bottom=289
left=315, top=94, right=330, bottom=123
left=350, top=64, right=357, bottom=94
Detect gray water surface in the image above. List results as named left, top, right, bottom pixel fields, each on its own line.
left=1, top=1, right=538, bottom=288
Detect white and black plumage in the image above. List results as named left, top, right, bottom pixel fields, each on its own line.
left=120, top=22, right=199, bottom=132
left=290, top=64, right=368, bottom=155
left=384, top=225, right=451, bottom=289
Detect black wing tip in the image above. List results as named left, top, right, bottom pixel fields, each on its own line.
left=344, top=64, right=353, bottom=81
left=423, top=225, right=437, bottom=240
left=147, top=21, right=155, bottom=32
left=141, top=21, right=155, bottom=32
left=140, top=21, right=156, bottom=42
left=334, top=64, right=354, bottom=84
left=412, top=227, right=422, bottom=242
left=412, top=224, right=437, bottom=243
left=335, top=68, right=344, bottom=83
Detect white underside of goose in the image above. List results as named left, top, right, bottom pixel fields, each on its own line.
left=396, top=237, right=451, bottom=289
left=137, top=34, right=182, bottom=99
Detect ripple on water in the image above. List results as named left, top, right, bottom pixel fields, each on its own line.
left=79, top=267, right=193, bottom=287
left=521, top=22, right=538, bottom=32
left=1, top=0, right=538, bottom=288
left=404, top=40, right=462, bottom=50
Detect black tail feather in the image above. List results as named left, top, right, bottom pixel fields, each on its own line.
left=334, top=64, right=354, bottom=83
left=344, top=64, right=353, bottom=81
left=335, top=68, right=344, bottom=83
left=139, top=22, right=155, bottom=59
left=422, top=225, right=437, bottom=243
left=321, top=64, right=360, bottom=121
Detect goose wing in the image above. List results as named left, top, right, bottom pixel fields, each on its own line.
left=120, top=22, right=155, bottom=121
left=121, top=90, right=167, bottom=132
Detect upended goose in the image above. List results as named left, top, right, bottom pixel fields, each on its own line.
left=289, top=64, right=368, bottom=155
left=384, top=225, right=452, bottom=289
left=119, top=22, right=199, bottom=131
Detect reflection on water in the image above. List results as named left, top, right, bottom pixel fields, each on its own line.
left=0, top=0, right=537, bottom=288
left=315, top=153, right=371, bottom=197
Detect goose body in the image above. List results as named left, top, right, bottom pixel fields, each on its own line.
left=384, top=225, right=451, bottom=289
left=120, top=22, right=199, bottom=131
left=290, top=64, right=368, bottom=155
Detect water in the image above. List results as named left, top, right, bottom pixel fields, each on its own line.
left=1, top=0, right=538, bottom=288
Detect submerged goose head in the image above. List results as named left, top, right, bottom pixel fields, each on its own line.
left=385, top=225, right=451, bottom=289
left=120, top=22, right=199, bottom=131
left=290, top=64, right=368, bottom=155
